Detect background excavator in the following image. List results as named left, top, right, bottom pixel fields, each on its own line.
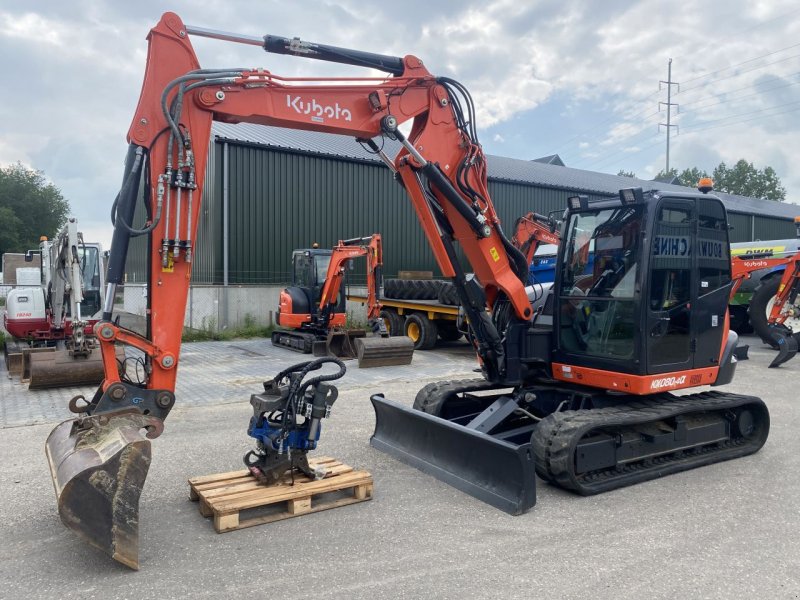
left=45, top=14, right=769, bottom=570
left=3, top=218, right=109, bottom=388
left=271, top=233, right=414, bottom=366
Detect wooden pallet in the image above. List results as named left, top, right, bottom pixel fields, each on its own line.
left=188, top=456, right=373, bottom=533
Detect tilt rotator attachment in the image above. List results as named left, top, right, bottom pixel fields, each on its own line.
left=244, top=358, right=346, bottom=484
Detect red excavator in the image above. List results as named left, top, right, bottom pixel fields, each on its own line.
left=45, top=14, right=769, bottom=569
left=271, top=234, right=414, bottom=365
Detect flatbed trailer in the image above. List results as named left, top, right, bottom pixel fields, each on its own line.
left=346, top=294, right=464, bottom=350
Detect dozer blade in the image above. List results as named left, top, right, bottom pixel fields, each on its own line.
left=370, top=394, right=536, bottom=515
left=355, top=336, right=414, bottom=368
left=768, top=327, right=799, bottom=368
left=28, top=348, right=111, bottom=389
left=313, top=329, right=366, bottom=359
left=45, top=409, right=164, bottom=570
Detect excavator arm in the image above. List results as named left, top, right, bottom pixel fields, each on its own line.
left=46, top=12, right=532, bottom=568
left=317, top=234, right=383, bottom=324
left=511, top=211, right=560, bottom=265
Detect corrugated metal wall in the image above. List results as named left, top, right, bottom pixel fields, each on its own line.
left=123, top=141, right=797, bottom=284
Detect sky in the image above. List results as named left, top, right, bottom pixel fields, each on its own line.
left=1, top=0, right=799, bottom=249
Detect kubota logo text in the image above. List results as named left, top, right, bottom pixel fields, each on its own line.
left=742, top=260, right=768, bottom=268
left=650, top=375, right=686, bottom=390
left=287, top=95, right=352, bottom=122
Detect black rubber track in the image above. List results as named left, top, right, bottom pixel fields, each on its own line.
left=531, top=391, right=769, bottom=495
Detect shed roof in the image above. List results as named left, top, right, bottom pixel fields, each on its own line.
left=212, top=122, right=799, bottom=220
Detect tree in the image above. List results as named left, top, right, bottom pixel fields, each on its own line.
left=617, top=169, right=637, bottom=178
left=654, top=167, right=679, bottom=182
left=676, top=167, right=709, bottom=188
left=712, top=160, right=786, bottom=201
left=0, top=163, right=70, bottom=256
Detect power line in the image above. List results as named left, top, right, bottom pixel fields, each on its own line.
left=681, top=104, right=800, bottom=134
left=682, top=98, right=800, bottom=128
left=670, top=5, right=800, bottom=64
left=585, top=137, right=665, bottom=173
left=678, top=52, right=800, bottom=96
left=578, top=132, right=662, bottom=171
left=549, top=90, right=661, bottom=154
left=680, top=42, right=800, bottom=86
left=558, top=111, right=659, bottom=163
left=680, top=73, right=800, bottom=111
left=568, top=120, right=660, bottom=168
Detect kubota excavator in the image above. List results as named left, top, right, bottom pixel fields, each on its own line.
left=512, top=211, right=560, bottom=266
left=45, top=14, right=769, bottom=570
left=271, top=234, right=414, bottom=366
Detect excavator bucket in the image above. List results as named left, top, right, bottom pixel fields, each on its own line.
left=312, top=329, right=366, bottom=359
left=27, top=349, right=108, bottom=389
left=44, top=409, right=164, bottom=570
left=768, top=327, right=799, bottom=368
left=370, top=394, right=536, bottom=515
left=355, top=336, right=414, bottom=368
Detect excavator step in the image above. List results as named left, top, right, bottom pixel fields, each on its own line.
left=188, top=456, right=373, bottom=533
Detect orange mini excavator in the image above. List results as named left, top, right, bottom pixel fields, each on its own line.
left=45, top=14, right=769, bottom=569
left=271, top=234, right=414, bottom=365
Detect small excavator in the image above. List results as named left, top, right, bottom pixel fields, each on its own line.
left=3, top=218, right=108, bottom=388
left=45, top=14, right=769, bottom=569
left=271, top=234, right=414, bottom=366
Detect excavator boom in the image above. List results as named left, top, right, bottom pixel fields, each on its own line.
left=46, top=13, right=530, bottom=568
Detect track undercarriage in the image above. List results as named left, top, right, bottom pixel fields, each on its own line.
left=371, top=378, right=769, bottom=511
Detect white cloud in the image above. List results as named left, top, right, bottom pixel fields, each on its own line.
left=493, top=134, right=505, bottom=143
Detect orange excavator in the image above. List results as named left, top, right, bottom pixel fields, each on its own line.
left=271, top=234, right=414, bottom=365
left=45, top=14, right=769, bottom=570
left=511, top=211, right=560, bottom=265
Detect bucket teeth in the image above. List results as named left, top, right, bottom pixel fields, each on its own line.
left=45, top=410, right=163, bottom=570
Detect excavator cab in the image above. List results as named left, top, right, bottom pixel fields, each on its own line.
left=555, top=190, right=736, bottom=381
left=290, top=248, right=347, bottom=320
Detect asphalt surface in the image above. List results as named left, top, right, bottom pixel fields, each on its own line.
left=1, top=335, right=799, bottom=599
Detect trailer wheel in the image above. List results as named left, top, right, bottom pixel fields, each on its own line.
left=404, top=313, right=438, bottom=350
left=749, top=276, right=783, bottom=348
left=379, top=309, right=403, bottom=337
left=437, top=321, right=463, bottom=342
